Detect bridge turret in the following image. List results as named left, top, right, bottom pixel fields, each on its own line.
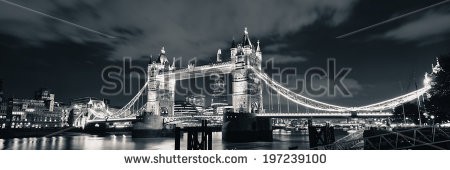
left=432, top=57, right=442, bottom=74
left=170, top=57, right=176, bottom=71
left=158, top=47, right=167, bottom=63
left=242, top=27, right=252, bottom=48
left=255, top=40, right=262, bottom=70
left=217, top=49, right=222, bottom=63
left=241, top=27, right=253, bottom=55
left=148, top=54, right=153, bottom=64
left=230, top=38, right=237, bottom=63
left=256, top=40, right=261, bottom=52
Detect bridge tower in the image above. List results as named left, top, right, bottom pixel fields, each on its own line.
left=224, top=28, right=271, bottom=142
left=134, top=47, right=175, bottom=138
left=231, top=27, right=263, bottom=113
left=146, top=47, right=175, bottom=116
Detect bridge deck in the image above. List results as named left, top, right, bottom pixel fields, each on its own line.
left=88, top=112, right=393, bottom=124
left=257, top=112, right=392, bottom=118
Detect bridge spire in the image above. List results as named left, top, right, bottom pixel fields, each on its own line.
left=256, top=40, right=261, bottom=52
left=231, top=37, right=236, bottom=49
left=161, top=46, right=166, bottom=54
left=217, top=49, right=222, bottom=62
left=171, top=57, right=176, bottom=69
left=242, top=27, right=252, bottom=48
left=433, top=57, right=442, bottom=73
left=158, top=46, right=168, bottom=64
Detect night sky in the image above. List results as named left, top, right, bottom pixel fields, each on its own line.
left=1, top=0, right=450, bottom=108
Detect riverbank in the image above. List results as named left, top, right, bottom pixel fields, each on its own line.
left=0, top=128, right=80, bottom=139
left=363, top=126, right=450, bottom=149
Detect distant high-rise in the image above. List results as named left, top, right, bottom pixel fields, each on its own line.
left=185, top=95, right=206, bottom=108
left=211, top=75, right=228, bottom=114
left=35, top=88, right=51, bottom=100
left=34, top=88, right=55, bottom=112
left=0, top=79, right=4, bottom=103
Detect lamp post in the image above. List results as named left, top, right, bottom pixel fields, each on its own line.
left=430, top=115, right=436, bottom=142
left=430, top=115, right=435, bottom=127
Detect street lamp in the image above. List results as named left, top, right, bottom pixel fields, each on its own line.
left=430, top=115, right=435, bottom=126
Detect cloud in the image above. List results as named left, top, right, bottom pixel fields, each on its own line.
left=264, top=54, right=308, bottom=63
left=264, top=43, right=289, bottom=53
left=382, top=11, right=450, bottom=42
left=0, top=0, right=357, bottom=62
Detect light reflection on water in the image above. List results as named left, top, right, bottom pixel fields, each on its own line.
left=0, top=130, right=346, bottom=150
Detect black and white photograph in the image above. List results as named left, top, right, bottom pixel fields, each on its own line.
left=0, top=0, right=450, bottom=169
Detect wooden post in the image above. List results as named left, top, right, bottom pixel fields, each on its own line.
left=308, top=119, right=318, bottom=149
left=182, top=120, right=213, bottom=150
left=208, top=130, right=212, bottom=150
left=187, top=131, right=192, bottom=150
left=175, top=127, right=180, bottom=150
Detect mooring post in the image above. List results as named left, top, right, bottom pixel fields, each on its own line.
left=183, top=120, right=213, bottom=150
left=194, top=131, right=199, bottom=149
left=187, top=130, right=192, bottom=150
left=202, top=120, right=206, bottom=150
left=208, top=130, right=212, bottom=150
left=308, top=119, right=318, bottom=149
left=175, top=127, right=180, bottom=150
left=324, top=123, right=329, bottom=144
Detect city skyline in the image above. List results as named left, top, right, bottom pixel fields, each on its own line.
left=1, top=0, right=450, bottom=107
left=1, top=0, right=450, bottom=154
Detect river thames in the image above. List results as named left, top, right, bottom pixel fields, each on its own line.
left=0, top=130, right=349, bottom=150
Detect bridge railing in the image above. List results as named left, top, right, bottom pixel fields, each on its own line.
left=312, top=126, right=450, bottom=150
left=250, top=67, right=349, bottom=112
left=169, top=61, right=232, bottom=75
left=250, top=66, right=430, bottom=112
left=113, top=81, right=148, bottom=118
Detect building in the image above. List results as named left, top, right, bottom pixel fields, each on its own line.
left=0, top=79, right=4, bottom=103
left=0, top=98, right=66, bottom=129
left=68, top=97, right=120, bottom=128
left=210, top=68, right=229, bottom=115
left=0, top=89, right=68, bottom=129
left=35, top=88, right=55, bottom=112
left=173, top=101, right=198, bottom=116
left=185, top=95, right=205, bottom=108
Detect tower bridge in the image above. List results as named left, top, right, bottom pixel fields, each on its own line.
left=73, top=28, right=434, bottom=141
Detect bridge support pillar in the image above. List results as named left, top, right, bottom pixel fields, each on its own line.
left=256, top=117, right=273, bottom=141
left=132, top=112, right=165, bottom=138
left=84, top=122, right=107, bottom=134
left=222, top=112, right=272, bottom=142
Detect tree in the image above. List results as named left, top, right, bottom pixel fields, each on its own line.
left=67, top=109, right=75, bottom=127
left=392, top=102, right=425, bottom=124
left=424, top=54, right=450, bottom=124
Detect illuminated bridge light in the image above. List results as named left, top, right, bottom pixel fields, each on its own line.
left=107, top=59, right=430, bottom=120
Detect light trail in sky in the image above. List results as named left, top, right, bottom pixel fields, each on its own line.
left=337, top=0, right=450, bottom=39
left=0, top=0, right=117, bottom=39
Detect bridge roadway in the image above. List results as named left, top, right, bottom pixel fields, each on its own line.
left=256, top=112, right=393, bottom=118
left=86, top=112, right=392, bottom=124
